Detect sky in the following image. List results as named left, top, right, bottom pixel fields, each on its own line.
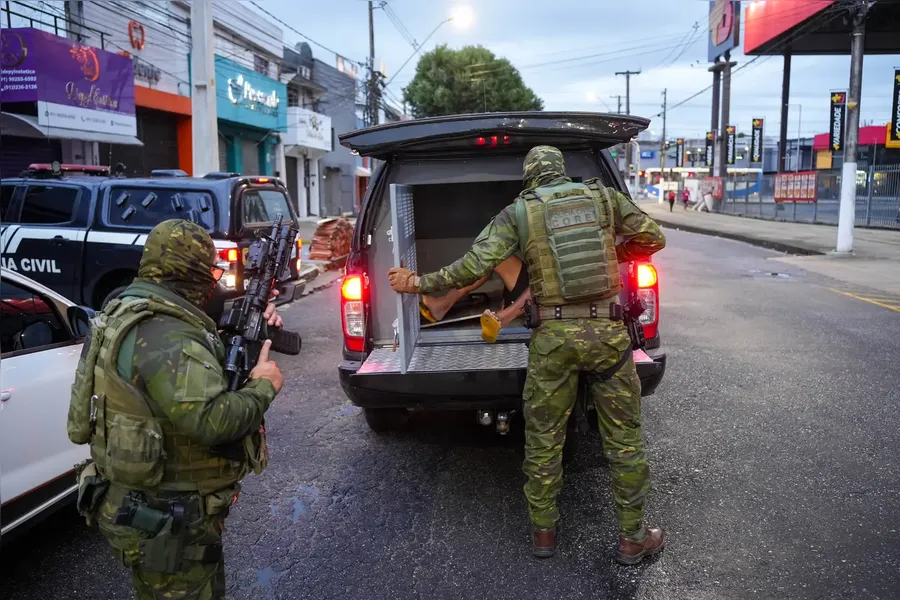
left=257, top=0, right=899, bottom=141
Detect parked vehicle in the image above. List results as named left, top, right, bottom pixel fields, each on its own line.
left=0, top=164, right=304, bottom=321
left=335, top=112, right=666, bottom=433
left=0, top=267, right=94, bottom=543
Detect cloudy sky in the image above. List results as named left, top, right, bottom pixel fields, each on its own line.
left=255, top=0, right=898, bottom=140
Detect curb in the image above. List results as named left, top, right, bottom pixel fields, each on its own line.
left=651, top=216, right=826, bottom=256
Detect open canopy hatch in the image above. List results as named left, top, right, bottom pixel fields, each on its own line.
left=338, top=111, right=651, bottom=160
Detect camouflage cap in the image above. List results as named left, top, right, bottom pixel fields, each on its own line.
left=523, top=145, right=566, bottom=190
left=137, top=219, right=217, bottom=308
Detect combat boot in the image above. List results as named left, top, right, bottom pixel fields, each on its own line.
left=615, top=527, right=666, bottom=565
left=532, top=525, right=556, bottom=558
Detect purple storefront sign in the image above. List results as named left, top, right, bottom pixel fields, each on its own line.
left=1, top=27, right=135, bottom=136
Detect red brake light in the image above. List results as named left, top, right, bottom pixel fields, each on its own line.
left=341, top=275, right=363, bottom=301
left=341, top=274, right=366, bottom=352
left=637, top=263, right=657, bottom=288
left=255, top=177, right=271, bottom=184
left=218, top=248, right=239, bottom=263
left=475, top=137, right=487, bottom=146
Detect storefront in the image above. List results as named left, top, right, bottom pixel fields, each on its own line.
left=77, top=6, right=193, bottom=175
left=214, top=55, right=287, bottom=177
left=0, top=27, right=139, bottom=178
left=285, top=106, right=332, bottom=217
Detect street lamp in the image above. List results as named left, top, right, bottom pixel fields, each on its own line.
left=384, top=5, right=473, bottom=88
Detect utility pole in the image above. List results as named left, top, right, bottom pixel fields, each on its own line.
left=658, top=89, right=667, bottom=204
left=836, top=1, right=869, bottom=253
left=717, top=50, right=735, bottom=182
left=616, top=69, right=641, bottom=181
left=610, top=94, right=623, bottom=114
left=709, top=59, right=722, bottom=176
left=190, top=0, right=217, bottom=176
left=778, top=53, right=792, bottom=173
left=366, top=0, right=380, bottom=127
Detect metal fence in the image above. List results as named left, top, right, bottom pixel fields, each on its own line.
left=718, top=164, right=900, bottom=230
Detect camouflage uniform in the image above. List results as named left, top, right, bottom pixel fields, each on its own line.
left=67, top=219, right=278, bottom=599
left=418, top=147, right=666, bottom=539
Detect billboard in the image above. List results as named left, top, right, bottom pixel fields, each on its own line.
left=743, top=0, right=839, bottom=54
left=708, top=0, right=741, bottom=62
left=676, top=138, right=685, bottom=167
left=0, top=27, right=136, bottom=136
left=705, top=130, right=715, bottom=167
left=725, top=125, right=736, bottom=165
left=775, top=171, right=817, bottom=203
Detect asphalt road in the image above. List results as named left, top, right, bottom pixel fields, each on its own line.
left=3, top=228, right=900, bottom=599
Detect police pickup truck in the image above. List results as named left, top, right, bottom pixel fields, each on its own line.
left=336, top=112, right=665, bottom=433
left=0, top=164, right=304, bottom=319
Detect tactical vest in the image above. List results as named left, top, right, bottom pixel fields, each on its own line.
left=69, top=295, right=249, bottom=496
left=515, top=178, right=621, bottom=306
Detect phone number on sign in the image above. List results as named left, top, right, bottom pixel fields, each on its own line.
left=1, top=83, right=38, bottom=91
left=1, top=75, right=37, bottom=82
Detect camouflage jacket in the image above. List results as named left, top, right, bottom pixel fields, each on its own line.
left=418, top=180, right=666, bottom=294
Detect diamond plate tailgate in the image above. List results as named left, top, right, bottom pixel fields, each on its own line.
left=357, top=342, right=529, bottom=374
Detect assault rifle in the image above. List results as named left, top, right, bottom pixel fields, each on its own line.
left=218, top=215, right=302, bottom=392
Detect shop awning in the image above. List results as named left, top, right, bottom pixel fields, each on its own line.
left=1, top=112, right=144, bottom=146
left=355, top=166, right=371, bottom=178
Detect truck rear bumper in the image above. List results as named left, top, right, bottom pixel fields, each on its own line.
left=339, top=347, right=666, bottom=410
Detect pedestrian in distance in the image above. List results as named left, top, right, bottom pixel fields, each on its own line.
left=667, top=189, right=676, bottom=212
left=67, top=219, right=285, bottom=599
left=681, top=187, right=691, bottom=210
left=386, top=145, right=668, bottom=564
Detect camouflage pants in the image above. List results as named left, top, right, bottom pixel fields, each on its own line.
left=97, top=486, right=227, bottom=600
left=522, top=318, right=650, bottom=538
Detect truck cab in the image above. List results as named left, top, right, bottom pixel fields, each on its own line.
left=0, top=165, right=304, bottom=321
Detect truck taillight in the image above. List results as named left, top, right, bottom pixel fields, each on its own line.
left=216, top=247, right=240, bottom=289
left=341, top=274, right=366, bottom=352
left=636, top=263, right=658, bottom=340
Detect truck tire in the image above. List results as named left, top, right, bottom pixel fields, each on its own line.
left=363, top=407, right=409, bottom=432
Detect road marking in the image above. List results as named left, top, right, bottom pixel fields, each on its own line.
left=828, top=288, right=900, bottom=313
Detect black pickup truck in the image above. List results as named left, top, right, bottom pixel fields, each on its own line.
left=335, top=112, right=666, bottom=433
left=0, top=164, right=304, bottom=319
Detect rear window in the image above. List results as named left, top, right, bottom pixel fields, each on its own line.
left=241, top=189, right=292, bottom=225
left=20, top=185, right=79, bottom=224
left=106, top=187, right=216, bottom=230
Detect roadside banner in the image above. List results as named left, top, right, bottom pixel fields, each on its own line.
left=676, top=138, right=685, bottom=167
left=830, top=90, right=847, bottom=153
left=889, top=68, right=900, bottom=148
left=750, top=118, right=764, bottom=163
left=725, top=125, right=736, bottom=165
left=705, top=130, right=715, bottom=167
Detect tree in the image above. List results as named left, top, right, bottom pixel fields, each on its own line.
left=402, top=45, right=543, bottom=118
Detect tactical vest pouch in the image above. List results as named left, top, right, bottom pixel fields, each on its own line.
left=75, top=460, right=109, bottom=528
left=105, top=411, right=167, bottom=489
left=203, top=483, right=239, bottom=517
left=243, top=422, right=269, bottom=475
left=543, top=193, right=609, bottom=301
left=138, top=514, right=187, bottom=574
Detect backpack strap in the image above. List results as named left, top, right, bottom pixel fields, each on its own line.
left=584, top=178, right=614, bottom=229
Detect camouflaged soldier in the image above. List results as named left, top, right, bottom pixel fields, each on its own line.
left=67, top=219, right=284, bottom=599
left=388, top=145, right=667, bottom=564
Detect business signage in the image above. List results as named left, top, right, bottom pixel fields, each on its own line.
left=0, top=27, right=136, bottom=136
left=336, top=55, right=359, bottom=79
left=290, top=107, right=332, bottom=152
left=675, top=138, right=685, bottom=167
left=640, top=150, right=655, bottom=159
left=743, top=0, right=839, bottom=55
left=750, top=118, right=764, bottom=163
left=214, top=55, right=287, bottom=131
left=775, top=171, right=817, bottom=203
left=725, top=125, right=736, bottom=165
left=889, top=69, right=900, bottom=148
left=708, top=0, right=741, bottom=62
left=830, top=91, right=847, bottom=153
left=705, top=130, right=715, bottom=167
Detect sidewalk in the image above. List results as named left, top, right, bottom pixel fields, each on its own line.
left=642, top=200, right=900, bottom=296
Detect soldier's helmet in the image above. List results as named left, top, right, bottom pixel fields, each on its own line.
left=137, top=219, right=219, bottom=308
left=523, top=145, right=567, bottom=190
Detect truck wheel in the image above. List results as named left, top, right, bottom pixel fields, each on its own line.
left=363, top=407, right=409, bottom=432
left=100, top=285, right=129, bottom=309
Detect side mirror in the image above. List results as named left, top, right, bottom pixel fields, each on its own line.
left=67, top=305, right=95, bottom=338
left=15, top=321, right=54, bottom=350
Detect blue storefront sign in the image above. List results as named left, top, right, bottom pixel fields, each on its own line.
left=214, top=55, right=287, bottom=131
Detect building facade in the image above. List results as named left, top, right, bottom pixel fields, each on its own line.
left=282, top=43, right=332, bottom=218
left=312, top=57, right=362, bottom=217
left=0, top=3, right=140, bottom=177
